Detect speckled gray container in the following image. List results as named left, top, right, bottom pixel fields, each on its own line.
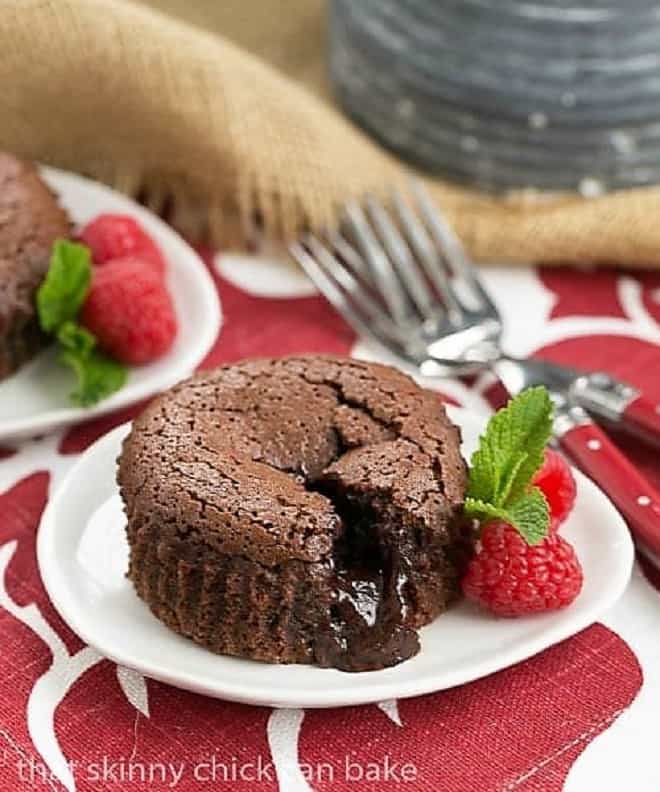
left=329, top=0, right=660, bottom=192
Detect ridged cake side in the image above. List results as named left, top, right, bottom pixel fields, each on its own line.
left=0, top=153, right=70, bottom=379
left=118, top=356, right=469, bottom=671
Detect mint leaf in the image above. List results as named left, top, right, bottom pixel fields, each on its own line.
left=464, top=496, right=510, bottom=524
left=492, top=449, right=528, bottom=506
left=57, top=318, right=127, bottom=407
left=60, top=344, right=127, bottom=407
left=35, top=240, right=128, bottom=407
left=57, top=320, right=96, bottom=357
left=466, top=441, right=505, bottom=505
left=468, top=387, right=553, bottom=507
left=465, top=487, right=550, bottom=546
left=465, top=387, right=554, bottom=544
left=36, top=240, right=92, bottom=333
left=507, top=488, right=551, bottom=545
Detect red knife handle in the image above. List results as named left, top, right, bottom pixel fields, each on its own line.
left=559, top=422, right=660, bottom=556
left=622, top=394, right=660, bottom=447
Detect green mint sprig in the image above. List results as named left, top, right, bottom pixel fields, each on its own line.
left=36, top=239, right=92, bottom=332
left=36, top=240, right=127, bottom=407
left=464, top=386, right=553, bottom=545
left=57, top=320, right=127, bottom=407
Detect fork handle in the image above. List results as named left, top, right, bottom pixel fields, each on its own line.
left=571, top=372, right=660, bottom=449
left=620, top=395, right=660, bottom=448
left=558, top=421, right=660, bottom=557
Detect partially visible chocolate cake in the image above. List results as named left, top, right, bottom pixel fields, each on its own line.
left=118, top=356, right=470, bottom=672
left=0, top=153, right=70, bottom=380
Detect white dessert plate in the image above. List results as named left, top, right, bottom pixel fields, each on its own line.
left=0, top=167, right=221, bottom=442
left=37, top=407, right=634, bottom=709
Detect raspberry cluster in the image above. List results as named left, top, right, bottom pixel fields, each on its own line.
left=79, top=214, right=177, bottom=365
left=463, top=449, right=583, bottom=617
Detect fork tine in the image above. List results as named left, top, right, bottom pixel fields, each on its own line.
left=364, top=196, right=437, bottom=322
left=305, top=235, right=389, bottom=325
left=326, top=229, right=369, bottom=280
left=391, top=189, right=463, bottom=324
left=343, top=201, right=411, bottom=325
left=411, top=181, right=497, bottom=312
left=290, top=235, right=409, bottom=350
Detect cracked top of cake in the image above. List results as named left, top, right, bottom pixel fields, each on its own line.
left=118, top=355, right=466, bottom=568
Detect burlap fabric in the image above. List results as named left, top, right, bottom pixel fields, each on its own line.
left=3, top=0, right=660, bottom=267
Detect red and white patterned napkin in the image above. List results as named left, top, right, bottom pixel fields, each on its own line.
left=1, top=250, right=659, bottom=791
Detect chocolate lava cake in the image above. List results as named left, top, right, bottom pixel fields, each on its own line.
left=118, top=356, right=470, bottom=672
left=0, top=152, right=70, bottom=380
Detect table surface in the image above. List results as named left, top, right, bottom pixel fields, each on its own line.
left=1, top=249, right=659, bottom=792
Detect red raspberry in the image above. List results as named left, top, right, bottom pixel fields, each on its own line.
left=79, top=214, right=166, bottom=277
left=80, top=257, right=177, bottom=365
left=462, top=520, right=583, bottom=617
left=533, top=448, right=577, bottom=526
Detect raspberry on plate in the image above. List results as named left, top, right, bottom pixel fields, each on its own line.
left=533, top=448, right=577, bottom=526
left=79, top=214, right=166, bottom=277
left=462, top=519, right=583, bottom=617
left=80, top=257, right=177, bottom=365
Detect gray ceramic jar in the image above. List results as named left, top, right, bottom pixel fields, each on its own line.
left=329, top=0, right=660, bottom=192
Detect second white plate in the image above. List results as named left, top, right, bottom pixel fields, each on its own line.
left=0, top=167, right=221, bottom=442
left=37, top=406, right=634, bottom=708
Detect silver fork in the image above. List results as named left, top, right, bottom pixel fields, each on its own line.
left=290, top=184, right=660, bottom=558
